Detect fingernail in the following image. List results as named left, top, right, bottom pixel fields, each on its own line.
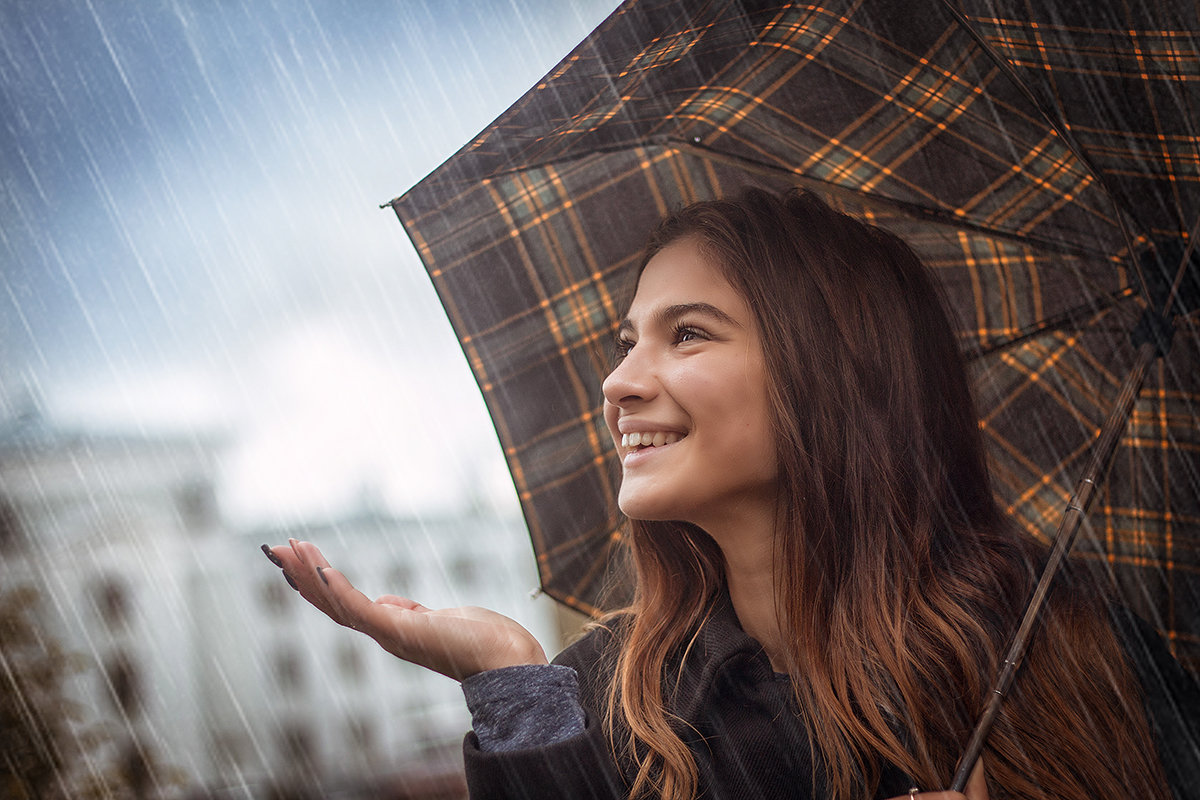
left=317, top=566, right=329, bottom=586
left=261, top=544, right=283, bottom=567
left=283, top=572, right=299, bottom=591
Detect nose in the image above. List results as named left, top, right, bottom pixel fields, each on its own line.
left=602, top=345, right=657, bottom=408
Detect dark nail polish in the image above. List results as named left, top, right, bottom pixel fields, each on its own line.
left=317, top=566, right=329, bottom=586
left=283, top=572, right=299, bottom=591
left=261, top=544, right=283, bottom=567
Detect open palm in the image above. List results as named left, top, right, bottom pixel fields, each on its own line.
left=266, top=539, right=548, bottom=681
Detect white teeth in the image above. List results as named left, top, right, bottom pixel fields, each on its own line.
left=620, top=432, right=683, bottom=448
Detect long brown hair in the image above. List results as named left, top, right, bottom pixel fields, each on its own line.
left=605, top=188, right=1170, bottom=799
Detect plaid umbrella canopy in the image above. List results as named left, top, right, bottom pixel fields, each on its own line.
left=388, top=0, right=1200, bottom=670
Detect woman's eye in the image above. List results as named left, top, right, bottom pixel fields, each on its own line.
left=674, top=325, right=706, bottom=344
left=614, top=337, right=635, bottom=358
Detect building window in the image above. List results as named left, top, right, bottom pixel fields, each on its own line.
left=211, top=731, right=247, bottom=770
left=260, top=579, right=291, bottom=615
left=346, top=718, right=373, bottom=758
left=279, top=724, right=315, bottom=767
left=388, top=562, right=415, bottom=591
left=337, top=643, right=364, bottom=683
left=176, top=481, right=217, bottom=529
left=449, top=556, right=477, bottom=585
left=119, top=742, right=153, bottom=796
left=105, top=652, right=141, bottom=716
left=95, top=578, right=130, bottom=629
left=0, top=499, right=20, bottom=551
left=272, top=649, right=303, bottom=691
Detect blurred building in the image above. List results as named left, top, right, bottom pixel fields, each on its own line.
left=0, top=407, right=561, bottom=799
left=0, top=404, right=223, bottom=796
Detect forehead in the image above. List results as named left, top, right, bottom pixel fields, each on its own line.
left=627, top=239, right=747, bottom=319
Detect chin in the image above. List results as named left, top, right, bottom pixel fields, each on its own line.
left=617, top=489, right=685, bottom=524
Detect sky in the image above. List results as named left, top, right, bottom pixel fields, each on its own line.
left=0, top=0, right=623, bottom=524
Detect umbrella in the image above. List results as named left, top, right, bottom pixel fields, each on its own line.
left=385, top=0, right=1200, bottom=684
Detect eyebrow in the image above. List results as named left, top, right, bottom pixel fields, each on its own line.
left=617, top=302, right=743, bottom=337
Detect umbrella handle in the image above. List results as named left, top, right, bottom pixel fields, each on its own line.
left=949, top=340, right=1158, bottom=792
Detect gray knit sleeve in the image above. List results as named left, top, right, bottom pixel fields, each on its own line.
left=461, top=664, right=587, bottom=752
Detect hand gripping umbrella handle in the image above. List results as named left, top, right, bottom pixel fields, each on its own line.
left=948, top=339, right=1159, bottom=792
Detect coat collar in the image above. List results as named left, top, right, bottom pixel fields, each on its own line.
left=668, top=588, right=778, bottom=725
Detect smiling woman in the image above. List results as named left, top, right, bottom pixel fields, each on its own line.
left=265, top=188, right=1199, bottom=800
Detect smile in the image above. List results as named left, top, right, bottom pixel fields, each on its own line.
left=621, top=431, right=685, bottom=449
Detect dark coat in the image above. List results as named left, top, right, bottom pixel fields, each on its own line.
left=463, top=595, right=1200, bottom=800
left=465, top=592, right=913, bottom=799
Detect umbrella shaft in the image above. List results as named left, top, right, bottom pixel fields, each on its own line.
left=949, top=340, right=1158, bottom=791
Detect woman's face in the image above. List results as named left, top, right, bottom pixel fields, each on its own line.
left=603, top=238, right=779, bottom=532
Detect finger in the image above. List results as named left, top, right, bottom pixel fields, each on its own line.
left=266, top=541, right=308, bottom=577
left=266, top=541, right=347, bottom=622
left=314, top=566, right=393, bottom=634
left=286, top=539, right=335, bottom=596
left=262, top=543, right=302, bottom=592
left=263, top=543, right=303, bottom=583
left=261, top=543, right=284, bottom=567
left=377, top=594, right=430, bottom=611
left=964, top=755, right=988, bottom=800
left=289, top=538, right=331, bottom=570
left=264, top=543, right=297, bottom=571
left=289, top=539, right=335, bottom=594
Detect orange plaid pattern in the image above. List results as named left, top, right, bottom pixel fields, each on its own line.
left=391, top=0, right=1199, bottom=670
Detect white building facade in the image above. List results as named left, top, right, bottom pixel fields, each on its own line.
left=0, top=410, right=561, bottom=799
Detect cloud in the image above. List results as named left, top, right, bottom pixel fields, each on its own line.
left=215, top=316, right=503, bottom=524
left=2, top=0, right=622, bottom=526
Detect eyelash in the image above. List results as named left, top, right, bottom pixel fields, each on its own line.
left=613, top=324, right=707, bottom=359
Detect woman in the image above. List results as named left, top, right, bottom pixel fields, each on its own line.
left=265, top=188, right=1197, bottom=799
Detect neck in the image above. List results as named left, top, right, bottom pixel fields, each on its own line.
left=699, top=502, right=786, bottom=672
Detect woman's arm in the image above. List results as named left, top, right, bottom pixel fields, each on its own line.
left=461, top=665, right=585, bottom=751
left=264, top=539, right=630, bottom=798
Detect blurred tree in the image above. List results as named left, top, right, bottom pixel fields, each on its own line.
left=0, top=585, right=88, bottom=798
left=0, top=585, right=186, bottom=799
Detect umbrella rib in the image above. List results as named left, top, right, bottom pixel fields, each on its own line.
left=1161, top=214, right=1200, bottom=319
left=936, top=0, right=1151, bottom=295
left=675, top=141, right=1143, bottom=346
left=962, top=287, right=1136, bottom=361
left=670, top=139, right=1117, bottom=261
left=934, top=19, right=1200, bottom=788
left=1128, top=12, right=1200, bottom=236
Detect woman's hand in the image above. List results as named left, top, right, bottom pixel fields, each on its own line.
left=263, top=540, right=549, bottom=681
left=885, top=756, right=988, bottom=800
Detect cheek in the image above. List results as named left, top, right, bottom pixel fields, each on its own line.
left=730, top=369, right=777, bottom=465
